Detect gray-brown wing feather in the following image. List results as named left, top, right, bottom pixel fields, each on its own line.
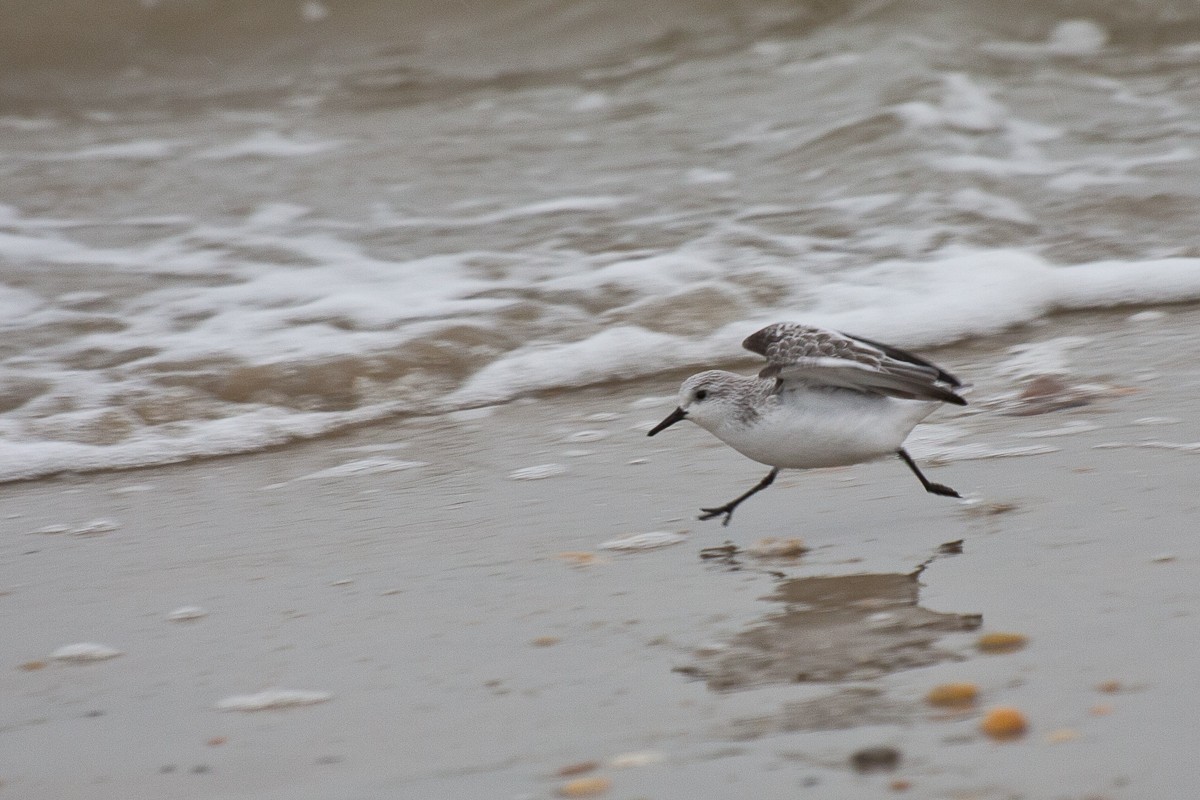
left=742, top=323, right=966, bottom=405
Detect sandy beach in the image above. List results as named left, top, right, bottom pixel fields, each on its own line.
left=5, top=306, right=1200, bottom=799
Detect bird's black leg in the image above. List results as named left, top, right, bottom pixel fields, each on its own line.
left=897, top=448, right=960, bottom=498
left=699, top=467, right=779, bottom=527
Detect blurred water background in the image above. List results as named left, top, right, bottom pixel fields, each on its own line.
left=3, top=0, right=1200, bottom=480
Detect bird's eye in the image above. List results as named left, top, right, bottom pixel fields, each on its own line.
left=695, top=389, right=708, bottom=401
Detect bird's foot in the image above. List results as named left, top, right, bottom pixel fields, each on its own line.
left=926, top=483, right=961, bottom=498
left=699, top=505, right=735, bottom=527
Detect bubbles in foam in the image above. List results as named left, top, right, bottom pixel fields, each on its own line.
left=196, top=131, right=346, bottom=160
left=1048, top=20, right=1108, bottom=56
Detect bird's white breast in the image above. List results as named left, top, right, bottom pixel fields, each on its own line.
left=709, top=389, right=937, bottom=469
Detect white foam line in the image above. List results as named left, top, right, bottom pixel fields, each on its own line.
left=0, top=403, right=412, bottom=484
left=448, top=251, right=1200, bottom=407
left=386, top=196, right=629, bottom=228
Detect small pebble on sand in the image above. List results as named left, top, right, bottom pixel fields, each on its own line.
left=599, top=531, right=686, bottom=550
left=850, top=745, right=901, bottom=772
left=557, top=776, right=611, bottom=797
left=216, top=688, right=332, bottom=712
left=50, top=642, right=123, bottom=663
left=977, top=632, right=1028, bottom=653
left=925, top=682, right=979, bottom=708
left=167, top=606, right=209, bottom=622
left=609, top=751, right=664, bottom=768
left=744, top=537, right=809, bottom=558
left=509, top=464, right=568, bottom=480
left=556, top=761, right=599, bottom=777
left=565, top=430, right=608, bottom=443
left=556, top=552, right=603, bottom=566
left=73, top=519, right=120, bottom=536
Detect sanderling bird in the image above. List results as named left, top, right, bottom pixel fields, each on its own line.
left=648, top=322, right=967, bottom=525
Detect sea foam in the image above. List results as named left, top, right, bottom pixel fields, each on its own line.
left=2, top=226, right=1200, bottom=484
left=449, top=251, right=1200, bottom=407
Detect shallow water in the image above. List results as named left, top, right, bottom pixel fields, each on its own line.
left=2, top=0, right=1200, bottom=480
left=5, top=305, right=1200, bottom=798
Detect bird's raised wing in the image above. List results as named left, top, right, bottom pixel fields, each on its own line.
left=742, top=323, right=966, bottom=405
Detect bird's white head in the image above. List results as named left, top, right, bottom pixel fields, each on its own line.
left=647, top=370, right=748, bottom=437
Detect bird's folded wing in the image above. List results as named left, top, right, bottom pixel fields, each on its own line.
left=743, top=323, right=966, bottom=405
left=764, top=357, right=965, bottom=404
left=840, top=332, right=962, bottom=388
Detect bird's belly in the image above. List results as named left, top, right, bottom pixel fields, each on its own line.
left=716, top=396, right=934, bottom=469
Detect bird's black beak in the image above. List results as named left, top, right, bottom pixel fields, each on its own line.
left=647, top=407, right=687, bottom=436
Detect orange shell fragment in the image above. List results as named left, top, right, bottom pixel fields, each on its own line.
left=925, top=682, right=979, bottom=708
left=981, top=706, right=1028, bottom=740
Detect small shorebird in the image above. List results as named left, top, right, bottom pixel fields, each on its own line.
left=647, top=322, right=966, bottom=525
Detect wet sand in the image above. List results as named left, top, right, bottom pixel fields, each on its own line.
left=5, top=307, right=1200, bottom=799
